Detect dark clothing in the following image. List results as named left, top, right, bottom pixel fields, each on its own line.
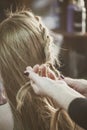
left=68, top=98, right=87, bottom=129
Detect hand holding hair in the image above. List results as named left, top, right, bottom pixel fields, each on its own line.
left=25, top=64, right=57, bottom=80
left=64, top=77, right=87, bottom=97
left=25, top=67, right=84, bottom=111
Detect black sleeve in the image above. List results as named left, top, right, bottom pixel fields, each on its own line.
left=68, top=98, right=87, bottom=129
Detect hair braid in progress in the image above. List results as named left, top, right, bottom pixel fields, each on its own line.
left=0, top=9, right=83, bottom=130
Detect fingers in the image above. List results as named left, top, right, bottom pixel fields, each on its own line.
left=64, top=77, right=75, bottom=88
left=29, top=70, right=57, bottom=97
left=40, top=64, right=47, bottom=77
left=24, top=64, right=58, bottom=96
left=29, top=70, right=53, bottom=84
left=33, top=64, right=40, bottom=73
left=64, top=78, right=82, bottom=92
left=47, top=67, right=57, bottom=80
left=39, top=64, right=56, bottom=79
left=24, top=66, right=33, bottom=77
left=24, top=66, right=71, bottom=97
left=25, top=69, right=42, bottom=94
left=29, top=70, right=41, bottom=84
left=25, top=64, right=57, bottom=80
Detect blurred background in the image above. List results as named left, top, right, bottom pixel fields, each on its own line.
left=0, top=0, right=87, bottom=79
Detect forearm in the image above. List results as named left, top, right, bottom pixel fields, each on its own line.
left=51, top=86, right=85, bottom=111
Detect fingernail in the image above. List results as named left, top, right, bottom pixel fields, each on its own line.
left=24, top=72, right=29, bottom=76
left=60, top=75, right=65, bottom=79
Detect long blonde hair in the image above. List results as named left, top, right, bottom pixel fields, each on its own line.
left=0, top=10, right=83, bottom=130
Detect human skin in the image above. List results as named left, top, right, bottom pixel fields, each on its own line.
left=64, top=77, right=87, bottom=97
left=0, top=103, right=13, bottom=130
left=24, top=66, right=84, bottom=111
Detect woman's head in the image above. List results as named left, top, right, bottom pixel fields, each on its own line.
left=0, top=9, right=59, bottom=103
left=0, top=10, right=82, bottom=130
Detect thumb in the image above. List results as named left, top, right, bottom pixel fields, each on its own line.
left=31, top=81, right=40, bottom=94
left=26, top=70, right=44, bottom=87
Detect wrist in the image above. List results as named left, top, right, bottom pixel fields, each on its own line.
left=52, top=86, right=85, bottom=111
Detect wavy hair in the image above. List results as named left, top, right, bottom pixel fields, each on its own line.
left=0, top=9, right=83, bottom=130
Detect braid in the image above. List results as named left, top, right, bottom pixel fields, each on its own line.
left=6, top=9, right=59, bottom=65
left=19, top=11, right=54, bottom=63
left=11, top=10, right=59, bottom=65
left=34, top=15, right=59, bottom=65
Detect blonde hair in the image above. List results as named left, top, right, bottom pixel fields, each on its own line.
left=0, top=10, right=83, bottom=130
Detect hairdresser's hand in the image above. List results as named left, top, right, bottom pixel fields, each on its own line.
left=25, top=69, right=84, bottom=110
left=64, top=78, right=87, bottom=97
left=25, top=64, right=57, bottom=80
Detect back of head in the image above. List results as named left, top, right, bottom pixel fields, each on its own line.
left=0, top=9, right=83, bottom=130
